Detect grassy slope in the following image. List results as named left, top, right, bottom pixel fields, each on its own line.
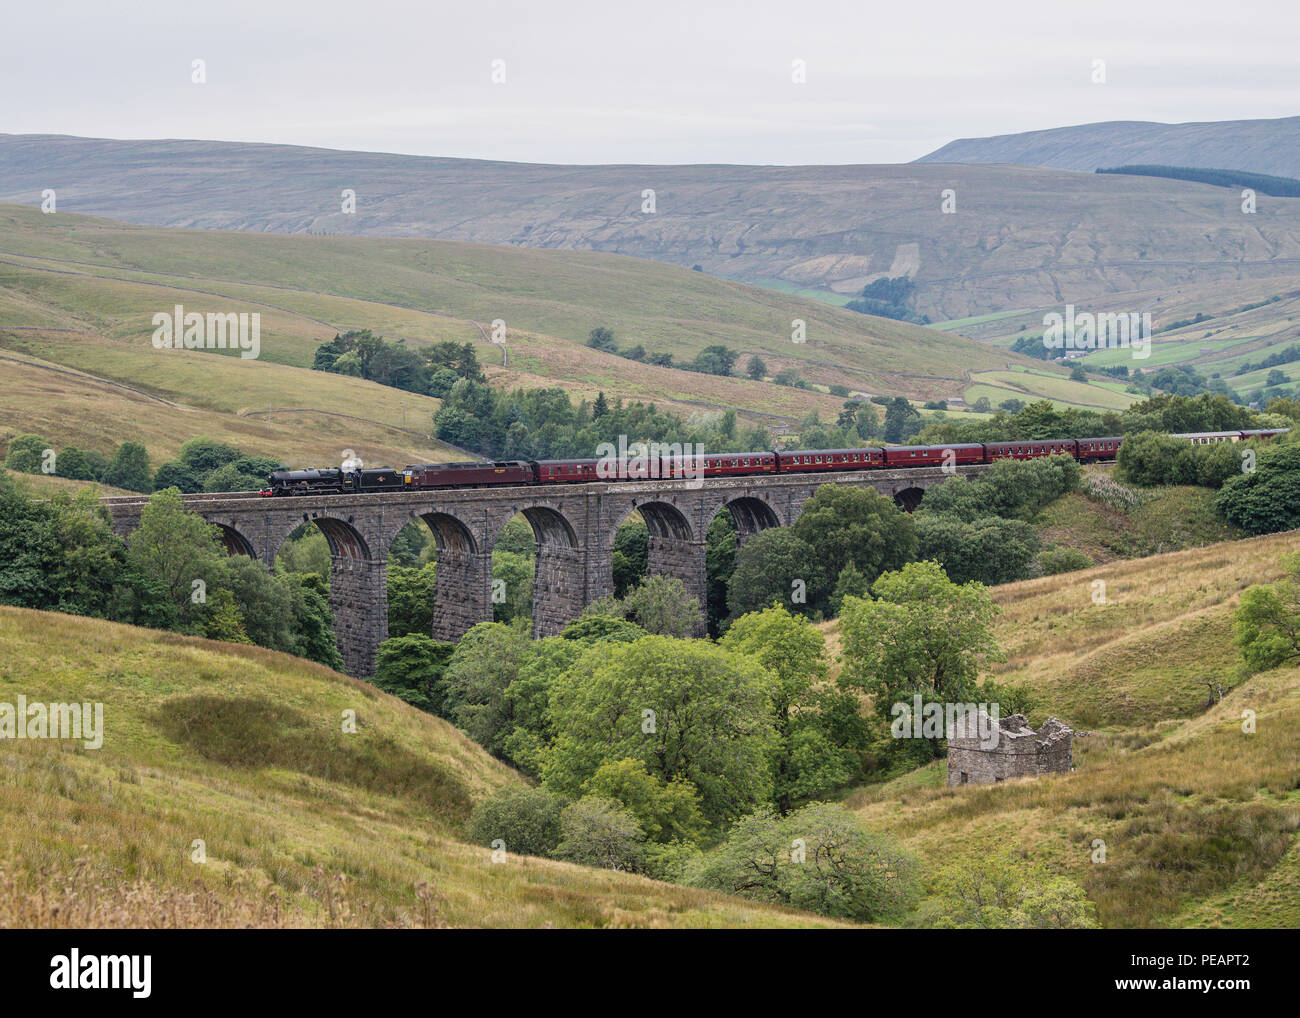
left=0, top=607, right=845, bottom=928
left=0, top=202, right=1129, bottom=418
left=0, top=351, right=456, bottom=470
left=824, top=529, right=1300, bottom=928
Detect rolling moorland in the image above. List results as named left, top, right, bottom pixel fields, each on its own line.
left=3, top=125, right=1300, bottom=930
left=2, top=521, right=1296, bottom=928
left=6, top=134, right=1300, bottom=322
left=0, top=202, right=1140, bottom=479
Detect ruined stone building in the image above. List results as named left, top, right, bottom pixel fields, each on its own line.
left=946, top=711, right=1074, bottom=787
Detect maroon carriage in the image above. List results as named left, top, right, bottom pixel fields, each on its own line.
left=775, top=448, right=884, bottom=473
left=881, top=444, right=984, bottom=468
left=984, top=439, right=1079, bottom=461
left=1073, top=437, right=1122, bottom=462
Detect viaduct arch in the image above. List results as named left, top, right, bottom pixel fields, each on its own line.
left=105, top=464, right=980, bottom=677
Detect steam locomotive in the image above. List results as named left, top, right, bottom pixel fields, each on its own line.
left=259, top=428, right=1289, bottom=497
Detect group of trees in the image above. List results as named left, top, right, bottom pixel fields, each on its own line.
left=313, top=331, right=486, bottom=397
left=723, top=485, right=916, bottom=622
left=0, top=479, right=342, bottom=668
left=6, top=434, right=156, bottom=493
left=586, top=326, right=677, bottom=369
left=443, top=560, right=1031, bottom=921
left=1097, top=164, right=1300, bottom=199
left=4, top=433, right=284, bottom=496
left=434, top=380, right=772, bottom=460
left=918, top=393, right=1285, bottom=448
left=845, top=277, right=931, bottom=325
left=912, top=454, right=1082, bottom=585
left=1116, top=430, right=1258, bottom=489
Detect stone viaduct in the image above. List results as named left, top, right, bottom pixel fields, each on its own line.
left=104, top=465, right=986, bottom=677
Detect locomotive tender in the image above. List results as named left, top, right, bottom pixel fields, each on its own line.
left=260, top=429, right=1289, bottom=497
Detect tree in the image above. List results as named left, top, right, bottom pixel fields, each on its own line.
left=617, top=574, right=701, bottom=636
left=152, top=460, right=203, bottom=493
left=282, top=572, right=344, bottom=670
left=278, top=527, right=332, bottom=579
left=1217, top=443, right=1300, bottom=534
left=468, top=786, right=565, bottom=858
left=705, top=511, right=737, bottom=633
left=591, top=391, right=610, bottom=419
left=792, top=484, right=918, bottom=594
left=745, top=355, right=767, bottom=380
left=583, top=758, right=705, bottom=844
left=726, top=528, right=827, bottom=620
left=441, top=621, right=534, bottom=755
left=721, top=606, right=852, bottom=812
left=928, top=853, right=1097, bottom=929
left=587, top=327, right=617, bottom=353
left=687, top=803, right=920, bottom=922
left=914, top=513, right=1040, bottom=586
left=611, top=520, right=648, bottom=598
left=854, top=402, right=880, bottom=439
left=218, top=554, right=298, bottom=653
left=4, top=434, right=49, bottom=474
left=492, top=550, right=534, bottom=623
left=838, top=560, right=1003, bottom=757
left=1234, top=552, right=1300, bottom=673
left=544, top=637, right=778, bottom=828
left=123, top=488, right=226, bottom=619
left=1070, top=364, right=1088, bottom=382
left=374, top=634, right=456, bottom=715
left=54, top=447, right=95, bottom=481
left=102, top=441, right=153, bottom=493
left=554, top=797, right=646, bottom=871
left=690, top=345, right=738, bottom=376
left=177, top=437, right=241, bottom=476
left=884, top=397, right=921, bottom=443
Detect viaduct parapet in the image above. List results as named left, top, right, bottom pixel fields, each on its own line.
left=104, top=465, right=984, bottom=677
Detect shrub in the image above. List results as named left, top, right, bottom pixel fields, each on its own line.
left=3, top=434, right=49, bottom=474
left=467, top=786, right=565, bottom=858
left=553, top=797, right=646, bottom=872
left=688, top=803, right=920, bottom=922
left=1037, top=546, right=1095, bottom=575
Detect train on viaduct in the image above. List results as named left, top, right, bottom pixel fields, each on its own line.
left=102, top=464, right=977, bottom=676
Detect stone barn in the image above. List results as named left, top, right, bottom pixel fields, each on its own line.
left=946, top=711, right=1074, bottom=787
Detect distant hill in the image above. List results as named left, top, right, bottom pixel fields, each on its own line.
left=8, top=134, right=1300, bottom=322
left=916, top=116, right=1300, bottom=179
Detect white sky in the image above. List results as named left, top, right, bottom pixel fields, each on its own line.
left=5, top=0, right=1298, bottom=164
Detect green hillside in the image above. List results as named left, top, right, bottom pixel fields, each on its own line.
left=827, top=529, right=1300, bottom=928
left=0, top=606, right=845, bottom=928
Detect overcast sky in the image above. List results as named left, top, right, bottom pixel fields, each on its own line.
left=5, top=0, right=1298, bottom=165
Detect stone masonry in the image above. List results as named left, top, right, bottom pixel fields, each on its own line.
left=104, top=464, right=986, bottom=677
left=946, top=710, right=1074, bottom=786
